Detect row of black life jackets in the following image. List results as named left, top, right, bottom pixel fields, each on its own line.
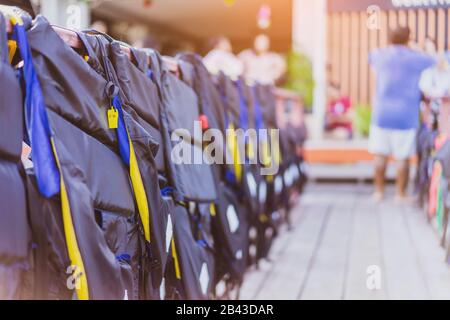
left=415, top=108, right=450, bottom=263
left=0, top=7, right=307, bottom=300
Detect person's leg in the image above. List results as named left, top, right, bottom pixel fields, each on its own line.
left=374, top=155, right=388, bottom=198
left=396, top=159, right=410, bottom=198
left=392, top=128, right=416, bottom=201
left=368, top=125, right=390, bottom=200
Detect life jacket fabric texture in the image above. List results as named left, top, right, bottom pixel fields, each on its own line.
left=17, top=15, right=151, bottom=299
left=0, top=14, right=29, bottom=299
left=175, top=54, right=250, bottom=285
left=144, top=49, right=218, bottom=203
left=0, top=6, right=308, bottom=300
left=78, top=33, right=175, bottom=291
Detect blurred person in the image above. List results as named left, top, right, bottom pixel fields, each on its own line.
left=238, top=34, right=286, bottom=85
left=419, top=54, right=450, bottom=100
left=420, top=54, right=450, bottom=134
left=409, top=39, right=421, bottom=52
left=203, top=36, right=243, bottom=79
left=325, top=82, right=353, bottom=139
left=325, top=64, right=353, bottom=139
left=424, top=36, right=437, bottom=57
left=368, top=26, right=435, bottom=202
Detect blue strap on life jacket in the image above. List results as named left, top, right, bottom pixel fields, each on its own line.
left=115, top=253, right=131, bottom=264
left=196, top=239, right=208, bottom=248
left=216, top=79, right=230, bottom=129
left=225, top=170, right=237, bottom=185
left=236, top=79, right=249, bottom=131
left=252, top=86, right=265, bottom=132
left=111, top=95, right=131, bottom=166
left=11, top=21, right=60, bottom=198
left=146, top=69, right=153, bottom=80
left=217, top=78, right=238, bottom=184
left=161, top=186, right=174, bottom=197
left=193, top=215, right=210, bottom=249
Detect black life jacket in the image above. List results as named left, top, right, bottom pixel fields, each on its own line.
left=175, top=54, right=250, bottom=289
left=14, top=13, right=152, bottom=299
left=165, top=204, right=215, bottom=300
left=82, top=44, right=218, bottom=300
left=78, top=32, right=175, bottom=296
left=145, top=50, right=218, bottom=204
left=138, top=51, right=217, bottom=300
left=0, top=13, right=30, bottom=300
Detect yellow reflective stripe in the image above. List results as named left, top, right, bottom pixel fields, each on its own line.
left=209, top=203, right=216, bottom=217
left=177, top=200, right=187, bottom=207
left=259, top=214, right=269, bottom=223
left=7, top=40, right=17, bottom=64
left=226, top=123, right=242, bottom=182
left=247, top=137, right=255, bottom=160
left=127, top=134, right=151, bottom=242
left=3, top=9, right=22, bottom=64
left=50, top=138, right=89, bottom=300
left=171, top=237, right=181, bottom=279
left=10, top=15, right=23, bottom=26
left=271, top=130, right=282, bottom=166
left=261, top=139, right=271, bottom=167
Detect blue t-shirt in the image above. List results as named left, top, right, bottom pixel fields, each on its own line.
left=369, top=46, right=435, bottom=130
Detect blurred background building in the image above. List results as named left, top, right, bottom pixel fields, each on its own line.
left=8, top=0, right=450, bottom=143
left=16, top=0, right=322, bottom=134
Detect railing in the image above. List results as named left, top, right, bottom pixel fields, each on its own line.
left=274, top=88, right=305, bottom=130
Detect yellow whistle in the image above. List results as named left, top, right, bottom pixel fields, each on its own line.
left=107, top=107, right=119, bottom=129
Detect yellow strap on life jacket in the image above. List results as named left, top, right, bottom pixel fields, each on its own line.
left=1, top=6, right=23, bottom=26
left=264, top=131, right=280, bottom=182
left=259, top=214, right=269, bottom=224
left=171, top=237, right=181, bottom=279
left=209, top=203, right=216, bottom=217
left=247, top=136, right=255, bottom=160
left=7, top=40, right=17, bottom=64
left=51, top=138, right=89, bottom=300
left=127, top=134, right=151, bottom=242
left=271, top=130, right=282, bottom=167
left=2, top=6, right=21, bottom=63
left=226, top=123, right=242, bottom=182
left=260, top=139, right=271, bottom=167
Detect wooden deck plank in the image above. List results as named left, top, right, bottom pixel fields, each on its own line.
left=239, top=201, right=308, bottom=300
left=402, top=205, right=450, bottom=299
left=299, top=196, right=355, bottom=300
left=238, top=183, right=450, bottom=300
left=344, top=193, right=388, bottom=300
left=253, top=202, right=330, bottom=300
left=377, top=199, right=431, bottom=299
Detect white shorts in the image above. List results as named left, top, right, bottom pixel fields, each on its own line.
left=368, top=125, right=416, bottom=160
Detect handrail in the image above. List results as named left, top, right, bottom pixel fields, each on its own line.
left=273, top=87, right=302, bottom=102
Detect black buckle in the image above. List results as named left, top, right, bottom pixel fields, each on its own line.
left=105, top=81, right=119, bottom=99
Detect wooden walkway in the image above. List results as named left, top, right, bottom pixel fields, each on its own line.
left=240, top=183, right=450, bottom=300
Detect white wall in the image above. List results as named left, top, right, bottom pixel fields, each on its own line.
left=292, top=0, right=327, bottom=139
left=40, top=0, right=90, bottom=29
